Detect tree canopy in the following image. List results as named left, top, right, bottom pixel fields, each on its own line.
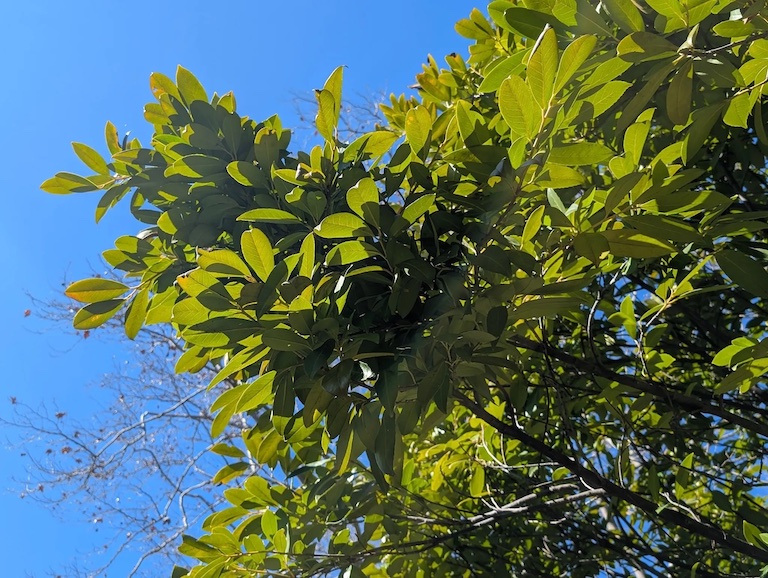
left=43, top=1, right=768, bottom=576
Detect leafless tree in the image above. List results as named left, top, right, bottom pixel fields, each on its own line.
left=6, top=290, right=253, bottom=577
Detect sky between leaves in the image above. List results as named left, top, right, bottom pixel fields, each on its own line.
left=0, top=1, right=474, bottom=575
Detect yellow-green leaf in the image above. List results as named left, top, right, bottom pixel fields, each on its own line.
left=66, top=278, right=130, bottom=303
left=405, top=106, right=432, bottom=155
left=72, top=142, right=110, bottom=174
left=73, top=299, right=126, bottom=330
left=241, top=229, right=274, bottom=282
left=603, top=0, right=645, bottom=34
left=315, top=213, right=372, bottom=239
left=527, top=27, right=558, bottom=108
left=499, top=75, right=540, bottom=141
left=124, top=286, right=150, bottom=340
left=554, top=35, right=597, bottom=94
left=176, top=65, right=208, bottom=105
left=325, top=241, right=380, bottom=266
left=549, top=143, right=613, bottom=165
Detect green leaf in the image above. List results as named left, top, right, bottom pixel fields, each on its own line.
left=602, top=0, right=645, bottom=34
left=343, top=131, right=399, bottom=160
left=743, top=521, right=766, bottom=548
left=502, top=6, right=562, bottom=39
left=723, top=92, right=753, bottom=129
left=325, top=240, right=380, bottom=266
left=72, top=142, right=110, bottom=174
left=402, top=193, right=435, bottom=224
left=315, top=88, right=337, bottom=142
left=623, top=215, right=702, bottom=242
left=527, top=27, right=558, bottom=108
left=165, top=154, right=227, bottom=178
left=176, top=65, right=208, bottom=105
left=554, top=35, right=597, bottom=94
left=405, top=106, right=432, bottom=155
left=227, top=161, right=267, bottom=187
left=574, top=233, right=610, bottom=265
left=66, top=278, right=130, bottom=303
left=208, top=346, right=267, bottom=389
left=237, top=209, right=302, bottom=224
left=510, top=297, right=584, bottom=320
left=124, top=287, right=150, bottom=340
left=499, top=76, right=540, bottom=141
left=199, top=249, right=252, bottom=278
left=241, top=229, right=274, bottom=282
left=104, top=121, right=120, bottom=155
left=549, top=143, right=613, bottom=165
left=667, top=60, right=693, bottom=125
left=617, top=61, right=675, bottom=134
left=617, top=32, right=678, bottom=62
left=470, top=464, right=485, bottom=497
left=235, top=372, right=276, bottom=413
left=212, top=462, right=249, bottom=485
left=315, top=213, right=373, bottom=239
left=522, top=205, right=546, bottom=245
left=601, top=230, right=676, bottom=257
left=41, top=172, right=101, bottom=194
left=73, top=299, right=126, bottom=330
left=716, top=250, right=768, bottom=298
left=175, top=346, right=209, bottom=374
left=644, top=0, right=684, bottom=20
left=623, top=118, right=651, bottom=167
left=299, top=233, right=315, bottom=278
left=675, top=452, right=694, bottom=498
left=478, top=53, right=526, bottom=93
left=346, top=177, right=380, bottom=224
left=713, top=20, right=759, bottom=38
left=574, top=0, right=613, bottom=36
left=263, top=328, right=311, bottom=353
left=682, top=103, right=725, bottom=162
left=582, top=81, right=632, bottom=117
left=322, top=65, right=344, bottom=114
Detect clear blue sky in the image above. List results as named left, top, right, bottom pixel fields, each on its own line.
left=0, top=1, right=475, bottom=575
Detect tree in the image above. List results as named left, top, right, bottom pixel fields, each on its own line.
left=43, top=1, right=768, bottom=576
left=7, top=294, right=232, bottom=577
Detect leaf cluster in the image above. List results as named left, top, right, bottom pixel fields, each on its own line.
left=43, top=1, right=768, bottom=576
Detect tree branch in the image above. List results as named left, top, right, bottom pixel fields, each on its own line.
left=455, top=390, right=768, bottom=563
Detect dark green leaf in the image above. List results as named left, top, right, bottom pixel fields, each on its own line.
left=716, top=250, right=768, bottom=298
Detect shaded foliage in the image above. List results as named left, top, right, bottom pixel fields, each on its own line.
left=44, top=1, right=768, bottom=576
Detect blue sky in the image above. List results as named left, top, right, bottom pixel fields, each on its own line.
left=0, top=1, right=475, bottom=575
